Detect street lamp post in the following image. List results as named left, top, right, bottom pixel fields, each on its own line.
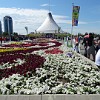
left=25, top=26, right=28, bottom=35
left=25, top=26, right=28, bottom=39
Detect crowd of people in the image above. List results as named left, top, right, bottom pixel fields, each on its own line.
left=73, top=33, right=100, bottom=68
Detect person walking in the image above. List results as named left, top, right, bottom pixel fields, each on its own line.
left=82, top=33, right=89, bottom=57
left=95, top=40, right=100, bottom=53
left=95, top=49, right=100, bottom=68
left=87, top=33, right=95, bottom=61
left=73, top=36, right=79, bottom=53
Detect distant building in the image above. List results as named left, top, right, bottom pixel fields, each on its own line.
left=3, top=16, right=13, bottom=34
left=0, top=21, right=2, bottom=34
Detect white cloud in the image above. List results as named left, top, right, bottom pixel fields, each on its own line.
left=89, top=21, right=100, bottom=23
left=79, top=21, right=88, bottom=24
left=0, top=7, right=88, bottom=35
left=41, top=4, right=49, bottom=7
left=41, top=4, right=55, bottom=7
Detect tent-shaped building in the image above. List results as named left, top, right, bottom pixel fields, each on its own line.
left=36, top=12, right=62, bottom=33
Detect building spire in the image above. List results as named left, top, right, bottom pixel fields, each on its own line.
left=49, top=0, right=51, bottom=12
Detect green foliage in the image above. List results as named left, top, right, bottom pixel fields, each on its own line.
left=13, top=32, right=18, bottom=36
left=28, top=33, right=43, bottom=38
left=55, top=33, right=67, bottom=37
left=55, top=33, right=71, bottom=37
left=2, top=32, right=9, bottom=37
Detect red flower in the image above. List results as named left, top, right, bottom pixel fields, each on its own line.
left=0, top=53, right=45, bottom=80
left=45, top=48, right=63, bottom=54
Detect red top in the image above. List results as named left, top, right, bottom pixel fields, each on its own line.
left=75, top=37, right=78, bottom=43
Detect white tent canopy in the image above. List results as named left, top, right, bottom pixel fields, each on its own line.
left=36, top=13, right=63, bottom=33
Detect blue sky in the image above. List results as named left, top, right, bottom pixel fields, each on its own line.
left=0, top=0, right=100, bottom=34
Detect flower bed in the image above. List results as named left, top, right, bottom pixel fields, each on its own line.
left=0, top=39, right=61, bottom=80
left=0, top=40, right=100, bottom=95
left=0, top=53, right=45, bottom=80
left=1, top=40, right=62, bottom=53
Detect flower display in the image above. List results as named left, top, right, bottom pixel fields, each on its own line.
left=1, top=40, right=62, bottom=53
left=0, top=39, right=100, bottom=95
left=0, top=53, right=45, bottom=80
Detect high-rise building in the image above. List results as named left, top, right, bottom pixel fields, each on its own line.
left=3, top=16, right=13, bottom=34
left=0, top=21, right=2, bottom=34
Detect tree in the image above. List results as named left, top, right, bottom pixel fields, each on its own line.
left=2, top=32, right=9, bottom=37
left=12, top=32, right=19, bottom=41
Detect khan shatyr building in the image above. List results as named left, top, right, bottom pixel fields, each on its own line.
left=36, top=12, right=63, bottom=33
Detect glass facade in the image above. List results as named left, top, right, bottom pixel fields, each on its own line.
left=3, top=16, right=13, bottom=34
left=0, top=21, right=2, bottom=34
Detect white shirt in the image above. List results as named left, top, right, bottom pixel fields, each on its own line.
left=95, top=49, right=100, bottom=66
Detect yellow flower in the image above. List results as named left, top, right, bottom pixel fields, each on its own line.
left=11, top=42, right=22, bottom=45
left=0, top=47, right=28, bottom=52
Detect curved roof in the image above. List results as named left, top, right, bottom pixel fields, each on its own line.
left=36, top=13, right=62, bottom=33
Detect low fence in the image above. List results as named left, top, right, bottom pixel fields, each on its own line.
left=0, top=94, right=100, bottom=100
